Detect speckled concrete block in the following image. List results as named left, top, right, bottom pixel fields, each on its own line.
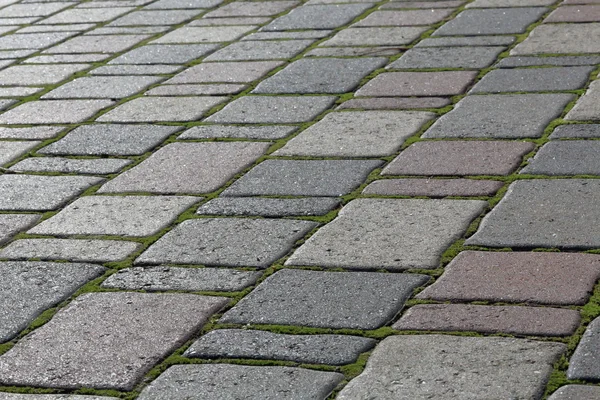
left=356, top=71, right=478, bottom=96
left=389, top=46, right=505, bottom=69
left=204, top=39, right=314, bottom=61
left=548, top=385, right=600, bottom=400
left=0, top=100, right=114, bottom=124
left=362, top=179, right=503, bottom=197
left=471, top=66, right=593, bottom=93
left=545, top=4, right=600, bottom=22
left=550, top=124, right=600, bottom=138
left=434, top=7, right=547, bottom=35
left=0, top=214, right=40, bottom=245
left=512, top=23, right=600, bottom=54
left=566, top=80, right=600, bottom=121
left=152, top=26, right=256, bottom=44
left=179, top=125, right=296, bottom=140
left=205, top=1, right=299, bottom=17
left=262, top=4, right=371, bottom=30
left=497, top=56, right=600, bottom=68
left=321, top=26, right=427, bottom=46
left=0, top=395, right=119, bottom=400
left=9, top=157, right=132, bottom=175
left=166, top=61, right=284, bottom=84
left=568, top=317, right=600, bottom=380
left=110, top=44, right=220, bottom=64
left=521, top=141, right=600, bottom=175
left=354, top=9, right=453, bottom=26
left=0, top=141, right=39, bottom=166
left=45, top=34, right=150, bottom=54
left=42, top=75, right=162, bottom=99
left=197, top=197, right=340, bottom=216
left=0, top=64, right=90, bottom=85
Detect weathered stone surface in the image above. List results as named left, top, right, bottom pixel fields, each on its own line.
left=243, top=30, right=331, bottom=40
left=40, top=7, right=133, bottom=24
left=191, top=16, right=270, bottom=26
left=0, top=261, right=105, bottom=343
left=0, top=292, right=228, bottom=390
left=146, top=0, right=223, bottom=8
left=545, top=4, right=600, bottom=22
left=204, top=39, right=314, bottom=61
left=306, top=46, right=398, bottom=57
left=152, top=26, right=255, bottom=44
left=90, top=64, right=181, bottom=75
left=512, top=23, right=600, bottom=54
left=434, top=7, right=547, bottom=36
left=197, top=197, right=340, bottom=216
left=471, top=66, right=593, bottom=93
left=185, top=329, right=375, bottom=364
left=0, top=214, right=39, bottom=245
left=0, top=32, right=76, bottom=50
left=389, top=46, right=504, bottom=69
left=339, top=97, right=451, bottom=110
left=220, top=269, right=428, bottom=328
left=42, top=75, right=162, bottom=99
left=321, top=26, right=427, bottom=46
left=0, top=141, right=39, bottom=166
left=568, top=317, right=600, bottom=380
left=0, top=100, right=114, bottom=124
left=567, top=80, right=600, bottom=121
left=550, top=124, right=600, bottom=138
left=467, top=0, right=557, bottom=6
left=354, top=8, right=453, bottom=26
left=0, top=395, right=118, bottom=400
left=0, top=64, right=90, bottom=85
left=45, top=34, right=149, bottom=53
left=497, top=56, right=600, bottom=68
left=110, top=44, right=219, bottom=64
left=521, top=141, right=600, bottom=175
left=145, top=84, right=246, bottom=96
left=205, top=1, right=298, bottom=17
left=166, top=61, right=284, bottom=83
left=287, top=199, right=485, bottom=270
left=363, top=179, right=504, bottom=197
left=416, top=35, right=516, bottom=47
left=548, top=385, right=600, bottom=400
left=10, top=157, right=132, bottom=175
left=108, top=10, right=201, bottom=26
left=382, top=0, right=464, bottom=8
left=179, top=125, right=296, bottom=139
left=356, top=71, right=477, bottom=96
left=337, top=335, right=566, bottom=399
left=262, top=4, right=372, bottom=30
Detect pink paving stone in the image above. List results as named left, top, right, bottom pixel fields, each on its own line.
left=338, top=97, right=451, bottom=110
left=356, top=71, right=478, bottom=97
left=382, top=140, right=535, bottom=176
left=393, top=304, right=580, bottom=336
left=353, top=9, right=454, bottom=26
left=417, top=251, right=600, bottom=305
left=545, top=5, right=600, bottom=22
left=362, top=179, right=503, bottom=197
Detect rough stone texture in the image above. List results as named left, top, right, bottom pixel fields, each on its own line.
left=166, top=61, right=284, bottom=83
left=10, top=157, right=132, bottom=175
left=0, top=214, right=39, bottom=245
left=434, top=7, right=547, bottom=36
left=567, top=80, right=600, bottom=121
left=416, top=35, right=516, bottom=47
left=512, top=23, right=600, bottom=54
left=394, top=304, right=580, bottom=336
left=0, top=261, right=105, bottom=343
left=220, top=269, right=428, bottom=329
left=152, top=26, right=256, bottom=44
left=0, top=64, right=90, bottom=85
left=205, top=1, right=299, bottom=17
left=321, top=26, right=427, bottom=46
left=110, top=44, right=219, bottom=64
left=0, top=100, right=114, bottom=124
left=108, top=10, right=201, bottom=26
left=339, top=97, right=451, bottom=110
left=356, top=71, right=478, bottom=96
left=467, top=0, right=557, bottom=6
left=362, top=179, right=504, bottom=197
left=40, top=7, right=133, bottom=24
left=204, top=39, right=314, bottom=61
left=422, top=94, right=574, bottom=138
left=221, top=160, right=382, bottom=196
left=0, top=292, right=228, bottom=390
left=45, top=34, right=149, bottom=54
left=90, top=65, right=181, bottom=75
left=42, top=76, right=162, bottom=99
left=197, top=197, right=340, bottom=216
left=146, top=0, right=223, bottom=8
left=185, top=329, right=375, bottom=364
left=274, top=111, right=434, bottom=157
left=286, top=199, right=486, bottom=270
left=145, top=83, right=246, bottom=96
left=568, top=317, right=600, bottom=380
left=0, top=32, right=76, bottom=50
left=548, top=385, right=600, bottom=400
left=383, top=141, right=534, bottom=176
left=388, top=46, right=505, bottom=69
left=550, top=124, right=600, bottom=138
left=521, top=141, right=600, bottom=175
left=0, top=141, right=39, bottom=166
left=262, top=4, right=372, bottom=30
left=306, top=46, right=399, bottom=57
left=497, top=56, right=600, bottom=68
left=0, top=395, right=118, bottom=400
left=337, top=335, right=566, bottom=400
left=98, top=142, right=270, bottom=194
left=243, top=30, right=331, bottom=40
left=545, top=4, right=600, bottom=22
left=382, top=0, right=465, bottom=8
left=136, top=364, right=343, bottom=400
left=191, top=16, right=270, bottom=26
left=354, top=9, right=454, bottom=26
left=418, top=251, right=600, bottom=305
left=137, top=218, right=316, bottom=267
left=179, top=125, right=297, bottom=140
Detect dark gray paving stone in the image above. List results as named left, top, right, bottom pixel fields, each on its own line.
left=568, top=317, right=600, bottom=380
left=190, top=16, right=271, bottom=26
left=566, top=80, right=600, bottom=121
left=0, top=141, right=40, bottom=166
left=382, top=0, right=465, bottom=8
left=44, top=34, right=149, bottom=54
left=145, top=0, right=223, bottom=8
left=548, top=385, right=600, bottom=400
left=0, top=32, right=76, bottom=50
left=203, top=39, right=314, bottom=61
left=90, top=64, right=181, bottom=75
left=152, top=26, right=256, bottom=44
left=137, top=364, right=343, bottom=400
left=0, top=127, right=65, bottom=140
left=42, top=76, right=162, bottom=99
left=102, top=266, right=262, bottom=292
left=40, top=7, right=134, bottom=24
left=205, top=96, right=337, bottom=123
left=262, top=4, right=372, bottom=30
left=10, top=157, right=132, bottom=175
left=521, top=141, right=600, bottom=175
left=362, top=178, right=503, bottom=197
left=40, top=125, right=178, bottom=156
left=339, top=97, right=451, bottom=110
left=222, top=160, right=381, bottom=197
left=287, top=198, right=485, bottom=270
left=179, top=125, right=297, bottom=139
left=185, top=329, right=375, bottom=364
left=166, top=61, right=284, bottom=84
left=205, top=1, right=299, bottom=17
left=110, top=44, right=219, bottom=64
left=108, top=10, right=201, bottom=26
left=544, top=4, right=600, bottom=22
left=550, top=124, right=600, bottom=138
left=0, top=394, right=118, bottom=400
left=353, top=8, right=454, bottom=26
left=98, top=142, right=270, bottom=194
left=253, top=57, right=386, bottom=94
left=0, top=175, right=102, bottom=211
left=197, top=197, right=340, bottom=216
left=0, top=292, right=228, bottom=390
left=0, top=64, right=90, bottom=85
left=497, top=56, right=600, bottom=68
left=467, top=0, right=557, bottom=6
left=512, top=24, right=600, bottom=55
left=221, top=269, right=428, bottom=328
left=467, top=179, right=600, bottom=248
left=356, top=70, right=478, bottom=96
left=416, top=35, right=516, bottom=47
left=243, top=30, right=331, bottom=40
left=136, top=218, right=317, bottom=267
left=0, top=214, right=40, bottom=245
left=434, top=7, right=547, bottom=36
left=306, top=46, right=399, bottom=57
left=337, top=335, right=566, bottom=399
left=145, top=83, right=246, bottom=96
left=320, top=26, right=427, bottom=46
left=422, top=94, right=574, bottom=138
left=389, top=46, right=505, bottom=69
left=0, top=261, right=105, bottom=343
left=0, top=100, right=114, bottom=124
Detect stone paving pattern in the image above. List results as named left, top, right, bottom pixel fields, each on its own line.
left=0, top=0, right=599, bottom=398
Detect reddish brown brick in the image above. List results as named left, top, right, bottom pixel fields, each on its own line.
left=338, top=97, right=451, bottom=110
left=545, top=6, right=600, bottom=22
left=356, top=71, right=478, bottom=97
left=362, top=179, right=503, bottom=197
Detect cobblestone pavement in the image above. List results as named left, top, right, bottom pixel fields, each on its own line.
left=1, top=0, right=600, bottom=398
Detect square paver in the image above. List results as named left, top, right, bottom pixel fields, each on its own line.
left=286, top=199, right=486, bottom=270
left=545, top=5, right=600, bottom=22
left=205, top=1, right=299, bottom=17
left=433, top=7, right=547, bottom=36
left=512, top=23, right=600, bottom=54
left=362, top=179, right=504, bottom=197
left=0, top=100, right=114, bottom=124
left=44, top=35, right=149, bottom=54
left=388, top=46, right=505, bottom=69
left=220, top=269, right=429, bottom=328
left=0, top=214, right=40, bottom=245
left=566, top=80, right=600, bottom=121
left=197, top=197, right=340, bottom=217
left=166, top=61, right=283, bottom=83
left=0, top=64, right=90, bottom=85
left=356, top=71, right=478, bottom=96
left=0, top=141, right=40, bottom=166
left=354, top=9, right=454, bottom=26
left=42, top=76, right=162, bottom=99
left=152, top=26, right=256, bottom=44
left=109, top=44, right=220, bottom=64
left=136, top=218, right=317, bottom=267
left=262, top=4, right=372, bottom=30
left=320, top=26, right=427, bottom=46
left=108, top=10, right=201, bottom=26
left=203, top=39, right=314, bottom=61
left=521, top=141, right=600, bottom=175
left=471, top=66, right=593, bottom=93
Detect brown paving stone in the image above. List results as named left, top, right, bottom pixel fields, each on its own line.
left=356, top=71, right=478, bottom=97
left=417, top=251, right=600, bottom=305
left=545, top=5, right=600, bottom=22
left=338, top=97, right=451, bottom=110
left=393, top=304, right=580, bottom=336
left=382, top=141, right=534, bottom=176
left=363, top=179, right=503, bottom=197
left=353, top=9, right=454, bottom=26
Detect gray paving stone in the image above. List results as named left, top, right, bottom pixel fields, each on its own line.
left=0, top=87, right=39, bottom=97
left=0, top=32, right=75, bottom=50
left=422, top=94, right=574, bottom=138
left=521, top=141, right=600, bottom=175
left=137, top=364, right=343, bottom=400
left=306, top=46, right=399, bottom=57
left=0, top=175, right=102, bottom=211
left=205, top=1, right=299, bottom=17
left=0, top=261, right=105, bottom=343
left=44, top=34, right=149, bottom=54
left=243, top=30, right=331, bottom=40
left=274, top=111, right=433, bottom=157
left=253, top=57, right=386, bottom=94
left=467, top=0, right=557, bottom=6
left=0, top=141, right=39, bottom=166
left=416, top=35, right=516, bottom=47
left=512, top=23, right=600, bottom=55
left=0, top=64, right=90, bottom=85
left=42, top=76, right=162, bottom=99
left=567, top=80, right=600, bottom=121
left=287, top=199, right=486, bottom=270
left=0, top=100, right=114, bottom=124
left=10, top=157, right=132, bottom=175
left=434, top=7, right=547, bottom=36
left=102, top=266, right=262, bottom=292
left=320, top=26, right=427, bottom=46
left=203, top=39, right=314, bottom=61
left=0, top=100, right=16, bottom=112
left=190, top=16, right=271, bottom=26
left=381, top=0, right=465, bottom=8
left=338, top=97, right=451, bottom=110
left=550, top=124, right=600, bottom=138
left=0, top=395, right=119, bottom=400
left=221, top=269, right=428, bottom=328
left=29, top=195, right=197, bottom=237
left=89, top=64, right=181, bottom=75
left=0, top=239, right=141, bottom=263
left=0, top=214, right=40, bottom=245
left=0, top=3, right=73, bottom=18
left=497, top=56, right=600, bottom=68
left=467, top=179, right=600, bottom=248
left=145, top=84, right=246, bottom=96
left=337, top=335, right=566, bottom=400
left=145, top=0, right=223, bottom=8
left=152, top=26, right=256, bottom=44
left=568, top=317, right=600, bottom=380
left=356, top=70, right=478, bottom=96
left=108, top=10, right=201, bottom=26
left=354, top=8, right=454, bottom=26
left=185, top=329, right=375, bottom=364
left=222, top=160, right=381, bottom=196
left=262, top=4, right=372, bottom=30
left=389, top=46, right=505, bottom=69
left=0, top=292, right=228, bottom=390
left=110, top=44, right=219, bottom=64
left=179, top=125, right=296, bottom=139
left=197, top=197, right=340, bottom=216
left=363, top=178, right=504, bottom=197
left=166, top=61, right=283, bottom=84
left=19, top=24, right=96, bottom=34
left=98, top=142, right=270, bottom=194
left=40, top=7, right=134, bottom=24
left=25, top=54, right=110, bottom=63
left=86, top=26, right=170, bottom=35
left=0, top=127, right=62, bottom=140
left=548, top=385, right=600, bottom=400
left=137, top=218, right=317, bottom=267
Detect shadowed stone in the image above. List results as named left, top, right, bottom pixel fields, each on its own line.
left=0, top=141, right=39, bottom=166
left=568, top=317, right=600, bottom=380
left=548, top=385, right=600, bottom=400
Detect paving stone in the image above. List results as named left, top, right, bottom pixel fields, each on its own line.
left=381, top=0, right=463, bottom=7
left=567, top=80, right=600, bottom=121
left=0, top=239, right=141, bottom=263
left=545, top=5, right=600, bottom=22
left=467, top=179, right=600, bottom=248
left=205, top=1, right=299, bottom=17
left=389, top=46, right=505, bottom=69
left=98, top=142, right=270, bottom=194
left=339, top=97, right=451, bottom=109
left=97, top=96, right=226, bottom=122
left=0, top=64, right=90, bottom=85
left=77, top=0, right=153, bottom=6
left=434, top=7, right=547, bottom=36
left=221, top=269, right=428, bottom=328
left=287, top=199, right=486, bottom=270
left=110, top=44, right=220, bottom=64
left=179, top=125, right=296, bottom=139
left=0, top=32, right=75, bottom=50
left=44, top=34, right=149, bottom=54
left=497, top=56, right=600, bottom=68
left=206, top=96, right=337, bottom=123
left=243, top=30, right=331, bottom=40
left=422, top=94, right=574, bottom=138
left=30, top=196, right=197, bottom=237
left=185, top=329, right=375, bottom=364
left=102, top=266, right=262, bottom=292
left=568, top=317, right=600, bottom=380
left=419, top=251, right=600, bottom=305
left=204, top=39, right=314, bottom=61
left=320, top=26, right=427, bottom=46
left=468, top=0, right=557, bottom=6
left=354, top=9, right=453, bottom=26
left=550, top=124, right=600, bottom=138
left=10, top=157, right=131, bottom=175
left=253, top=57, right=386, bottom=94
left=222, top=160, right=381, bottom=196
left=337, top=335, right=566, bottom=400
left=145, top=0, right=223, bottom=8
left=512, top=23, right=600, bottom=54
left=0, top=100, right=114, bottom=124
left=416, top=35, right=516, bottom=47
left=0, top=261, right=105, bottom=343
left=90, top=65, right=181, bottom=75
left=383, top=141, right=534, bottom=176
left=357, top=71, right=477, bottom=97
left=189, top=17, right=271, bottom=26
left=137, top=364, right=343, bottom=400
left=42, top=76, right=162, bottom=99
left=0, top=175, right=102, bottom=211
left=0, top=87, right=39, bottom=97
left=0, top=292, right=228, bottom=390
left=362, top=179, right=504, bottom=197
left=306, top=46, right=399, bottom=57
left=25, top=54, right=110, bottom=63
left=19, top=24, right=96, bottom=34
left=521, top=141, right=600, bottom=175
left=565, top=0, right=600, bottom=3
left=274, top=111, right=434, bottom=157
left=40, top=7, right=134, bottom=24
left=152, top=26, right=256, bottom=44
left=145, top=84, right=246, bottom=96
left=0, top=395, right=119, bottom=400
left=548, top=385, right=600, bottom=400
left=0, top=3, right=73, bottom=18
left=136, top=218, right=317, bottom=267
left=394, top=304, right=580, bottom=336
left=0, top=141, right=39, bottom=166
left=263, top=4, right=372, bottom=31
left=166, top=61, right=283, bottom=83
left=108, top=10, right=201, bottom=26
left=40, top=125, right=177, bottom=156
left=0, top=214, right=40, bottom=245
left=197, top=197, right=340, bottom=216
left=86, top=26, right=170, bottom=35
